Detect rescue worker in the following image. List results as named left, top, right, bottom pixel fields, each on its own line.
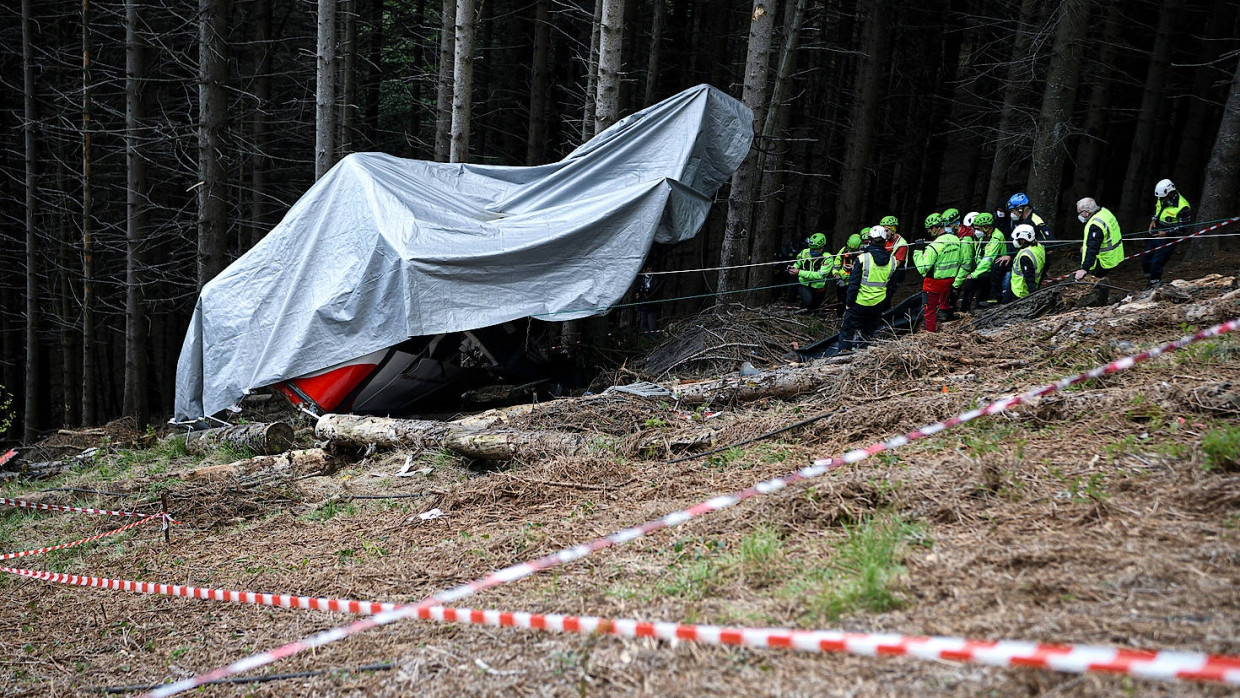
left=878, top=215, right=909, bottom=310
left=966, top=212, right=1005, bottom=310
left=790, top=233, right=831, bottom=311
left=1003, top=224, right=1046, bottom=302
left=1000, top=192, right=1051, bottom=240
left=1142, top=178, right=1193, bottom=289
left=992, top=192, right=1050, bottom=301
left=1073, top=197, right=1124, bottom=305
left=941, top=208, right=962, bottom=235
left=824, top=231, right=865, bottom=314
left=951, top=211, right=979, bottom=315
left=912, top=212, right=961, bottom=333
left=838, top=226, right=893, bottom=352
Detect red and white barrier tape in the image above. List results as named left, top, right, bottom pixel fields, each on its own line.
left=418, top=607, right=1240, bottom=684
left=138, top=317, right=1240, bottom=697
left=0, top=496, right=165, bottom=520
left=0, top=449, right=16, bottom=467
left=0, top=513, right=164, bottom=561
left=5, top=562, right=1237, bottom=687
left=1, top=565, right=400, bottom=613
left=1044, top=216, right=1239, bottom=284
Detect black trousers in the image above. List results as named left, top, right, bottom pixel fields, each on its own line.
left=798, top=284, right=826, bottom=311
left=839, top=303, right=883, bottom=351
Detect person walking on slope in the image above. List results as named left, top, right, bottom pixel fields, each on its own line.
left=1142, top=178, right=1193, bottom=289
left=1003, top=224, right=1046, bottom=302
left=838, top=226, right=893, bottom=352
left=1073, top=197, right=1124, bottom=305
left=913, top=212, right=961, bottom=333
left=791, top=233, right=831, bottom=311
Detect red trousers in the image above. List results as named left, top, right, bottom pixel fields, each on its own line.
left=922, top=277, right=953, bottom=332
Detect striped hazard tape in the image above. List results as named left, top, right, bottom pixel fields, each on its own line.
left=133, top=317, right=1240, bottom=697
left=0, top=513, right=165, bottom=561
left=0, top=496, right=169, bottom=520
left=4, top=563, right=1238, bottom=687
left=1044, top=216, right=1239, bottom=285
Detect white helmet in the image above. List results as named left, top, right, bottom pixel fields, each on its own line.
left=1154, top=178, right=1176, bottom=198
left=867, top=225, right=889, bottom=241
left=963, top=211, right=978, bottom=228
left=1011, top=224, right=1036, bottom=246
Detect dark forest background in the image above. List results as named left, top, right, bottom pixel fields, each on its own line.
left=1, top=0, right=1239, bottom=441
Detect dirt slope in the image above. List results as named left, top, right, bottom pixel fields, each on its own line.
left=1, top=275, right=1239, bottom=698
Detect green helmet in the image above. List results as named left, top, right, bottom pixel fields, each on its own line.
left=941, top=207, right=961, bottom=224
left=808, top=233, right=827, bottom=248
left=973, top=211, right=995, bottom=227
left=847, top=233, right=863, bottom=250
left=924, top=212, right=943, bottom=229
left=879, top=215, right=899, bottom=228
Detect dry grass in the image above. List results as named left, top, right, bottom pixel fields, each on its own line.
left=1, top=271, right=1239, bottom=697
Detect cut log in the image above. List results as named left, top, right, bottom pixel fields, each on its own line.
left=668, top=361, right=845, bottom=405
left=315, top=414, right=599, bottom=460
left=178, top=422, right=295, bottom=455
left=167, top=448, right=335, bottom=483
left=316, top=414, right=456, bottom=450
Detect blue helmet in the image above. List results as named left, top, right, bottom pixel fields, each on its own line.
left=1007, top=192, right=1030, bottom=209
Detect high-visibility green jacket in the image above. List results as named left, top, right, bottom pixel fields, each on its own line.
left=1081, top=207, right=1123, bottom=271
left=821, top=245, right=856, bottom=282
left=913, top=232, right=962, bottom=280
left=1010, top=243, right=1046, bottom=298
left=853, top=250, right=892, bottom=307
left=970, top=229, right=1006, bottom=278
left=953, top=233, right=976, bottom=289
left=1153, top=193, right=1192, bottom=230
left=795, top=248, right=829, bottom=289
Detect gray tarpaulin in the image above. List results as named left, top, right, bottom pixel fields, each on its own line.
left=174, top=85, right=753, bottom=421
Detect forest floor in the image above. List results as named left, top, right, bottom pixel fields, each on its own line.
left=2, top=251, right=1240, bottom=697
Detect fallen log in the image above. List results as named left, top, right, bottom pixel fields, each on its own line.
left=315, top=360, right=847, bottom=458
left=177, top=422, right=295, bottom=456
left=168, top=448, right=335, bottom=483
left=668, top=361, right=846, bottom=405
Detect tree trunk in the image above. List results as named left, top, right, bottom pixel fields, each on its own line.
left=1117, top=0, right=1178, bottom=228
left=199, top=0, right=229, bottom=289
left=1173, top=0, right=1236, bottom=198
left=122, top=0, right=149, bottom=426
left=1071, top=0, right=1120, bottom=197
left=526, top=0, right=550, bottom=164
left=1190, top=53, right=1240, bottom=260
left=435, top=0, right=456, bottom=161
left=643, top=0, right=664, bottom=106
left=747, top=0, right=806, bottom=297
left=249, top=0, right=272, bottom=247
left=315, top=0, right=338, bottom=178
left=338, top=0, right=357, bottom=155
left=582, top=0, right=603, bottom=141
left=1025, top=0, right=1089, bottom=233
left=178, top=422, right=296, bottom=455
left=22, top=0, right=38, bottom=443
left=450, top=0, right=476, bottom=162
left=81, top=0, right=97, bottom=427
left=831, top=0, right=888, bottom=238
left=717, top=0, right=776, bottom=296
left=594, top=0, right=624, bottom=132
left=984, top=0, right=1041, bottom=207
